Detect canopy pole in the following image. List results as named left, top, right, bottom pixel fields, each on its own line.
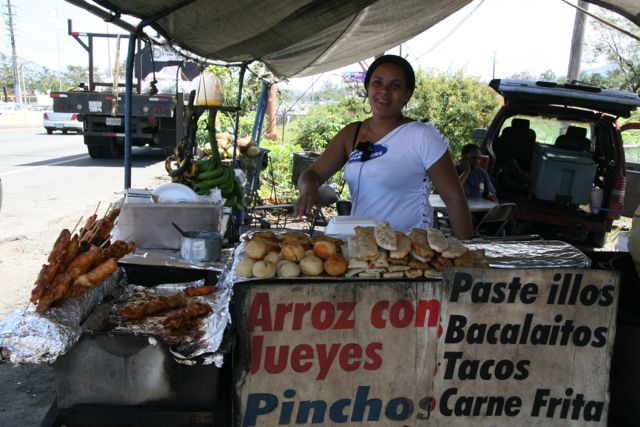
left=123, top=0, right=198, bottom=189
left=231, top=63, right=248, bottom=167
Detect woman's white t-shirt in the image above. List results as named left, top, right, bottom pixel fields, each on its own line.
left=344, top=121, right=449, bottom=232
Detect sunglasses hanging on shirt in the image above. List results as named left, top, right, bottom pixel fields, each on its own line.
left=355, top=141, right=374, bottom=162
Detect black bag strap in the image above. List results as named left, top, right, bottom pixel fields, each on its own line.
left=352, top=121, right=363, bottom=151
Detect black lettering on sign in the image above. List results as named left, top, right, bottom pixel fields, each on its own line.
left=530, top=388, right=604, bottom=421
left=450, top=272, right=538, bottom=304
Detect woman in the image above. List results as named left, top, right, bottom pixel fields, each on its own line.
left=294, top=55, right=472, bottom=239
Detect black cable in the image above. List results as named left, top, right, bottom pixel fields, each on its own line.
left=350, top=159, right=365, bottom=214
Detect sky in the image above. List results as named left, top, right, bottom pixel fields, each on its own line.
left=3, top=0, right=613, bottom=93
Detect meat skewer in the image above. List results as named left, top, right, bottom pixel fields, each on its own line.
left=74, top=258, right=118, bottom=288
left=120, top=294, right=188, bottom=320
left=162, top=302, right=212, bottom=330
left=184, top=284, right=215, bottom=297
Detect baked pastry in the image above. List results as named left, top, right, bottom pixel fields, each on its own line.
left=353, top=227, right=379, bottom=261
left=252, top=260, right=277, bottom=278
left=427, top=228, right=449, bottom=253
left=264, top=251, right=281, bottom=265
left=442, top=237, right=467, bottom=258
left=299, top=255, right=324, bottom=276
left=246, top=240, right=279, bottom=260
left=313, top=240, right=337, bottom=259
left=410, top=228, right=434, bottom=259
left=235, top=257, right=255, bottom=277
left=277, top=260, right=301, bottom=277
left=389, top=232, right=411, bottom=259
left=374, top=221, right=397, bottom=251
left=324, top=254, right=348, bottom=277
left=280, top=243, right=305, bottom=262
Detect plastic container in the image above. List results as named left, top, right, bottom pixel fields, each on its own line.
left=590, top=186, right=603, bottom=213
left=325, top=216, right=377, bottom=238
left=194, top=71, right=225, bottom=107
left=530, top=144, right=596, bottom=204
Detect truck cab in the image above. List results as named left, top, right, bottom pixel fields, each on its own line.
left=479, top=79, right=640, bottom=247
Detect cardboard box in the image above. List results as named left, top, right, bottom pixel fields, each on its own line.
left=117, top=202, right=223, bottom=249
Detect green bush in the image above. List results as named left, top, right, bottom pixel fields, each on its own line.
left=258, top=139, right=305, bottom=202
left=290, top=98, right=367, bottom=152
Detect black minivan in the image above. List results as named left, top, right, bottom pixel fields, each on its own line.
left=477, top=79, right=640, bottom=247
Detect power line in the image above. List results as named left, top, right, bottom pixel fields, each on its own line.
left=413, top=0, right=485, bottom=62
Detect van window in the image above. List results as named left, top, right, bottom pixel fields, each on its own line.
left=499, top=116, right=593, bottom=147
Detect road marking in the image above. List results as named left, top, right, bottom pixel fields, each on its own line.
left=0, top=154, right=89, bottom=177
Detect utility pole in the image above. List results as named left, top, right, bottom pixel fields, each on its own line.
left=567, top=0, right=589, bottom=82
left=4, top=0, right=21, bottom=103
left=492, top=51, right=496, bottom=80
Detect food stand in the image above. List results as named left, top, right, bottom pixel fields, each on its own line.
left=227, top=234, right=621, bottom=426
left=2, top=1, right=640, bottom=426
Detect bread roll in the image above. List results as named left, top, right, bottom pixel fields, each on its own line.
left=299, top=255, right=324, bottom=276
left=280, top=242, right=305, bottom=261
left=246, top=240, right=272, bottom=260
left=324, top=254, right=348, bottom=277
left=313, top=240, right=337, bottom=260
left=277, top=260, right=301, bottom=278
left=252, top=260, right=277, bottom=279
left=264, top=251, right=281, bottom=265
left=235, top=257, right=255, bottom=277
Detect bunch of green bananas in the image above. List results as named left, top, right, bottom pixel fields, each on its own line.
left=194, top=158, right=245, bottom=211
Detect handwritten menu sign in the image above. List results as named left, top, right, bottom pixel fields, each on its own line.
left=233, top=268, right=618, bottom=426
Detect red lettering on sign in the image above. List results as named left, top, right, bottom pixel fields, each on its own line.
left=364, top=342, right=383, bottom=370
left=371, top=300, right=389, bottom=328
left=264, top=344, right=289, bottom=374
left=250, top=334, right=263, bottom=374
left=292, top=302, right=312, bottom=330
left=290, top=344, right=314, bottom=373
left=248, top=293, right=272, bottom=332
left=311, top=302, right=335, bottom=330
left=334, top=302, right=356, bottom=329
left=273, top=303, right=293, bottom=331
left=371, top=299, right=441, bottom=329
left=248, top=292, right=357, bottom=332
left=317, top=343, right=341, bottom=380
left=390, top=300, right=413, bottom=327
left=340, top=343, right=362, bottom=371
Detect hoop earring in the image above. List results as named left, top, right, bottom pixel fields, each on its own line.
left=363, top=98, right=372, bottom=114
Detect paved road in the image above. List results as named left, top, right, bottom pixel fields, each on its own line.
left=0, top=128, right=168, bottom=241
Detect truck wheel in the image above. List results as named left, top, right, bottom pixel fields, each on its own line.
left=46, top=128, right=53, bottom=135
left=87, top=144, right=106, bottom=159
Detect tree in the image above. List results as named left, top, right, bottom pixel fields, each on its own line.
left=539, top=69, right=558, bottom=82
left=408, top=69, right=501, bottom=156
left=509, top=71, right=535, bottom=80
left=63, top=65, right=90, bottom=89
left=586, top=11, right=640, bottom=92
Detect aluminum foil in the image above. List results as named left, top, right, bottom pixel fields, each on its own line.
left=104, top=278, right=232, bottom=366
left=465, top=239, right=591, bottom=269
left=0, top=270, right=123, bottom=365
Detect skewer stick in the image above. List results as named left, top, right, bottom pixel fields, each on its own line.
left=93, top=201, right=102, bottom=216
left=70, top=216, right=83, bottom=235
left=100, top=238, right=112, bottom=249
